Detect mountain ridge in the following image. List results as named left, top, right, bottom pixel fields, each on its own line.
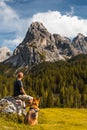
left=3, top=22, right=87, bottom=66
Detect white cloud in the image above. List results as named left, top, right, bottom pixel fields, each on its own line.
left=2, top=36, right=23, bottom=51
left=0, top=1, right=18, bottom=37
left=3, top=37, right=22, bottom=46
left=0, top=0, right=31, bottom=49
left=0, top=0, right=29, bottom=33
left=31, top=11, right=87, bottom=38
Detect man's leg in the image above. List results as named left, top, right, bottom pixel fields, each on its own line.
left=18, top=95, right=33, bottom=106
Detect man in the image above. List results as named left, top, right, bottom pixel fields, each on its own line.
left=14, top=72, right=33, bottom=104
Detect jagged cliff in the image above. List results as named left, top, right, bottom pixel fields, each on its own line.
left=4, top=22, right=87, bottom=66
left=72, top=33, right=87, bottom=54
left=0, top=47, right=12, bottom=62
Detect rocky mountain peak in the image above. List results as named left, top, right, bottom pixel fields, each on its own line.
left=5, top=22, right=64, bottom=66
left=4, top=22, right=87, bottom=67
left=23, top=22, right=49, bottom=44
left=0, top=47, right=12, bottom=62
left=73, top=33, right=85, bottom=42
left=72, top=33, right=87, bottom=54
left=77, top=33, right=85, bottom=39
left=29, top=22, right=47, bottom=32
left=53, top=34, right=78, bottom=56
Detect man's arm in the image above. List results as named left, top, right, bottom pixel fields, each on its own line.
left=20, top=87, right=26, bottom=95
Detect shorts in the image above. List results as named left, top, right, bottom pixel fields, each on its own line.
left=16, top=94, right=33, bottom=101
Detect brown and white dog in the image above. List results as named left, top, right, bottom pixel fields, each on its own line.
left=24, top=98, right=40, bottom=125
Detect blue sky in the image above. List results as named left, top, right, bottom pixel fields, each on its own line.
left=0, top=0, right=87, bottom=51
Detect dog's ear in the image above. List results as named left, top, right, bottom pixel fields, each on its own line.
left=33, top=97, right=40, bottom=104
left=35, top=96, right=40, bottom=101
left=36, top=97, right=40, bottom=103
left=37, top=98, right=40, bottom=102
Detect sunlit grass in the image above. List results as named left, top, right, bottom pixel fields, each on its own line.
left=0, top=108, right=87, bottom=130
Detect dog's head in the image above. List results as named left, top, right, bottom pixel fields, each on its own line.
left=32, top=98, right=40, bottom=108
left=29, top=108, right=38, bottom=120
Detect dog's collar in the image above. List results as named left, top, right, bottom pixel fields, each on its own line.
left=29, top=107, right=39, bottom=112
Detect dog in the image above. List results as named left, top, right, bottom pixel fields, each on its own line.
left=24, top=98, right=40, bottom=125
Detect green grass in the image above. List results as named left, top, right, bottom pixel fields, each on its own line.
left=0, top=108, right=87, bottom=130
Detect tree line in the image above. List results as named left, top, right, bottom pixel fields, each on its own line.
left=0, top=54, right=87, bottom=108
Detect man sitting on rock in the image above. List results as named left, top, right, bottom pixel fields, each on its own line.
left=13, top=72, right=33, bottom=107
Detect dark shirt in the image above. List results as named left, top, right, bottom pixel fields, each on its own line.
left=14, top=79, right=23, bottom=97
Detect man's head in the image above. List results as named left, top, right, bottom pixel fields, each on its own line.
left=18, top=72, right=24, bottom=79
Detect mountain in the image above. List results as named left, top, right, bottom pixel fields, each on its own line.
left=72, top=33, right=87, bottom=54
left=4, top=22, right=87, bottom=67
left=53, top=34, right=78, bottom=57
left=0, top=47, right=12, bottom=62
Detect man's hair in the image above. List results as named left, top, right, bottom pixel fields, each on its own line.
left=18, top=72, right=24, bottom=78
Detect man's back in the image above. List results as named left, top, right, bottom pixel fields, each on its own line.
left=14, top=79, right=23, bottom=97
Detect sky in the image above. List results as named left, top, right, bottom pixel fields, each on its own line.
left=0, top=0, right=87, bottom=51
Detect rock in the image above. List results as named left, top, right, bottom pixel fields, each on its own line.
left=0, top=96, right=26, bottom=115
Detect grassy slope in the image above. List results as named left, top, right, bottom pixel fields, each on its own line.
left=0, top=108, right=87, bottom=130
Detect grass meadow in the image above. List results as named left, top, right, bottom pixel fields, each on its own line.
left=0, top=108, right=87, bottom=130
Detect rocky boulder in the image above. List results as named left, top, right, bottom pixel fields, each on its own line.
left=0, top=96, right=26, bottom=116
